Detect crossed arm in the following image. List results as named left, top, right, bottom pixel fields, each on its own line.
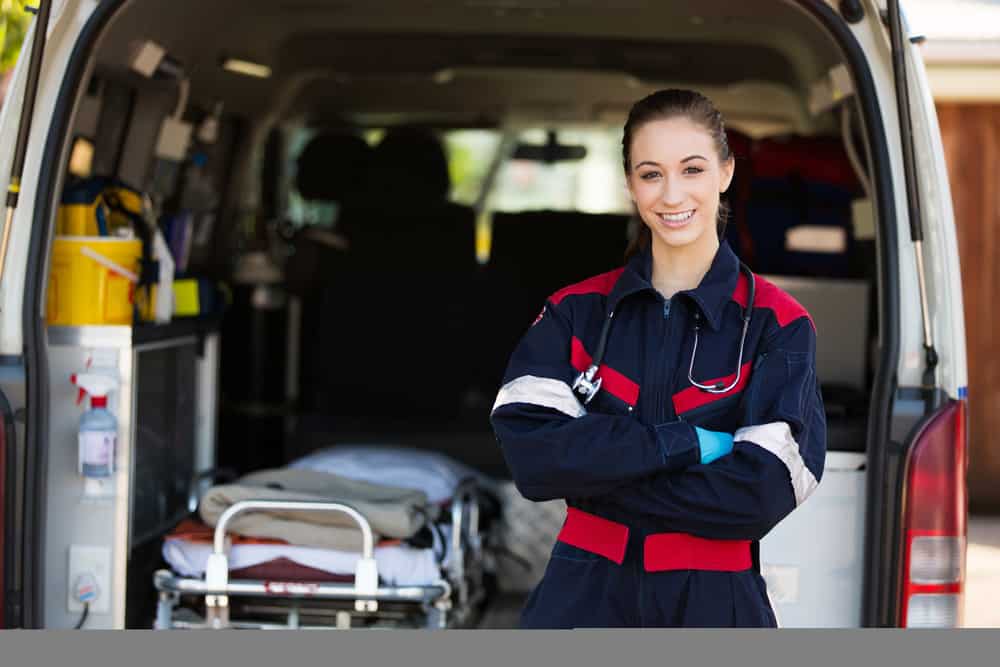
left=491, top=300, right=826, bottom=542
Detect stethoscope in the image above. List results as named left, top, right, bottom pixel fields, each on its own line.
left=572, top=262, right=756, bottom=405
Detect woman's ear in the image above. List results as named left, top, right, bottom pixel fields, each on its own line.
left=720, top=156, right=735, bottom=193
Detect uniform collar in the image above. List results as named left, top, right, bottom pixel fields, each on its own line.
left=608, top=240, right=740, bottom=332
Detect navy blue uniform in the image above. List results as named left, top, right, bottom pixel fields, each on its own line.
left=490, top=241, right=826, bottom=628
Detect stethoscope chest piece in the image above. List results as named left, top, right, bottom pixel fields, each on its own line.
left=571, top=364, right=602, bottom=404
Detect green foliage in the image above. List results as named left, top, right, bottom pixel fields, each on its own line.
left=1, top=1, right=33, bottom=74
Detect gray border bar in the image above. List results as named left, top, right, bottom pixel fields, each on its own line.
left=1, top=630, right=999, bottom=667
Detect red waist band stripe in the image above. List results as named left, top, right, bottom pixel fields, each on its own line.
left=643, top=532, right=752, bottom=572
left=557, top=507, right=630, bottom=565
left=557, top=508, right=751, bottom=572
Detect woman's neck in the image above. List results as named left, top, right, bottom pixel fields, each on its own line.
left=649, top=233, right=720, bottom=300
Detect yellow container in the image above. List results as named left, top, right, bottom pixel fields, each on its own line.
left=57, top=186, right=143, bottom=236
left=57, top=204, right=102, bottom=236
left=135, top=279, right=201, bottom=322
left=46, top=236, right=143, bottom=325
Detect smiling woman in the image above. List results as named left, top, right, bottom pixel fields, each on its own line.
left=623, top=90, right=735, bottom=266
left=490, top=88, right=827, bottom=629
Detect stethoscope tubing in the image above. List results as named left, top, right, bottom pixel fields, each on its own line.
left=572, top=262, right=755, bottom=403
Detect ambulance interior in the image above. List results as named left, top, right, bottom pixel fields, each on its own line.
left=39, top=0, right=878, bottom=628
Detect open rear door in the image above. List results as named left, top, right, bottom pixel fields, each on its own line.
left=0, top=0, right=55, bottom=628
left=862, top=0, right=968, bottom=629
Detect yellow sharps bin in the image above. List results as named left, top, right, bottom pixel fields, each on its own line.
left=46, top=236, right=143, bottom=325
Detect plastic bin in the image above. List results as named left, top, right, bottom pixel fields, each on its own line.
left=46, top=236, right=142, bottom=325
left=57, top=178, right=144, bottom=237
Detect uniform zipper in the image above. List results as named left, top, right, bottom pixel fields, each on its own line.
left=653, top=295, right=677, bottom=423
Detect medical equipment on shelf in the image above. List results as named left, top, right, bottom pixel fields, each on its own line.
left=71, top=373, right=119, bottom=496
left=153, top=479, right=490, bottom=630
left=573, top=261, right=756, bottom=403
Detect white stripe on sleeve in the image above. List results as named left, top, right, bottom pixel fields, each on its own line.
left=734, top=421, right=819, bottom=506
left=492, top=375, right=586, bottom=419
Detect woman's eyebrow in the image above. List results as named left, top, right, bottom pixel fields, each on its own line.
left=634, top=155, right=707, bottom=169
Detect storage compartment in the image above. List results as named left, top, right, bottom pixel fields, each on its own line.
left=760, top=452, right=868, bottom=626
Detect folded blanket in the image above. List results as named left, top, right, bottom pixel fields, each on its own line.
left=288, top=444, right=496, bottom=504
left=198, top=468, right=431, bottom=551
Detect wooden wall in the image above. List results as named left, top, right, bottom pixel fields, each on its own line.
left=936, top=103, right=1000, bottom=511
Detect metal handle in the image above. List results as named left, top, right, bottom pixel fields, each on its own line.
left=212, top=499, right=375, bottom=557
left=204, top=499, right=379, bottom=624
left=449, top=479, right=480, bottom=558
left=448, top=479, right=482, bottom=607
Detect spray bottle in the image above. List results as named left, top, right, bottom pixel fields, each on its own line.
left=71, top=373, right=119, bottom=496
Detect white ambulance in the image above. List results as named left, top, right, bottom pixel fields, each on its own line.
left=0, top=0, right=967, bottom=629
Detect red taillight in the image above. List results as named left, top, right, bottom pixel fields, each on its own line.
left=899, top=399, right=968, bottom=628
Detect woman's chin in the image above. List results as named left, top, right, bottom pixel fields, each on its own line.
left=649, top=222, right=706, bottom=249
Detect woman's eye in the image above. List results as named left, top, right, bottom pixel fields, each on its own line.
left=640, top=171, right=660, bottom=180
left=684, top=166, right=704, bottom=175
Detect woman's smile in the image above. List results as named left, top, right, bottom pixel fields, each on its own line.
left=656, top=209, right=697, bottom=228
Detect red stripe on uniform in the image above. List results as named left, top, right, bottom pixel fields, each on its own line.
left=732, top=272, right=814, bottom=329
left=549, top=268, right=625, bottom=305
left=557, top=507, right=629, bottom=564
left=557, top=508, right=752, bottom=571
left=753, top=275, right=814, bottom=328
left=570, top=336, right=640, bottom=406
left=732, top=270, right=751, bottom=309
left=672, top=361, right=752, bottom=415
left=644, top=532, right=752, bottom=572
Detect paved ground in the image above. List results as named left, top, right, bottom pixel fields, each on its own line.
left=965, top=515, right=1000, bottom=627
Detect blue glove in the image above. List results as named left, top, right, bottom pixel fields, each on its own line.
left=695, top=427, right=734, bottom=465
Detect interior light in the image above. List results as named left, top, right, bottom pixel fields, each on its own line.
left=68, top=136, right=94, bottom=178
left=433, top=69, right=455, bottom=84
left=785, top=225, right=847, bottom=254
left=221, top=58, right=272, bottom=79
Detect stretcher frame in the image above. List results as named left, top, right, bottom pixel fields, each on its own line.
left=153, top=479, right=488, bottom=630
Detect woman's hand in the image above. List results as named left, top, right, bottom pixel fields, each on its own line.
left=695, top=427, right=734, bottom=464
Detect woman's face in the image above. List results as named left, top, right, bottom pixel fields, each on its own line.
left=626, top=117, right=735, bottom=252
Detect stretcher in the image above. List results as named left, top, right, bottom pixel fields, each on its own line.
left=153, top=478, right=491, bottom=629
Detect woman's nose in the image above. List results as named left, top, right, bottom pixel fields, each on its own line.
left=660, top=175, right=685, bottom=207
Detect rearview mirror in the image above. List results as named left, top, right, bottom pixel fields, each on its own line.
left=512, top=130, right=587, bottom=163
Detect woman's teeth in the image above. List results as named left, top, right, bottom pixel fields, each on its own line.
left=658, top=210, right=695, bottom=223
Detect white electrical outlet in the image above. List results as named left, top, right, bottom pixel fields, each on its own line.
left=68, top=545, right=112, bottom=614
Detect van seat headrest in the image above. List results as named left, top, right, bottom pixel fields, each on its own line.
left=296, top=132, right=372, bottom=203
left=372, top=127, right=450, bottom=202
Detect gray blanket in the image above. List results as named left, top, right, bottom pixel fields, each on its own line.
left=198, top=468, right=431, bottom=551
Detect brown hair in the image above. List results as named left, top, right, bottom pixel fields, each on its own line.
left=622, top=89, right=732, bottom=260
